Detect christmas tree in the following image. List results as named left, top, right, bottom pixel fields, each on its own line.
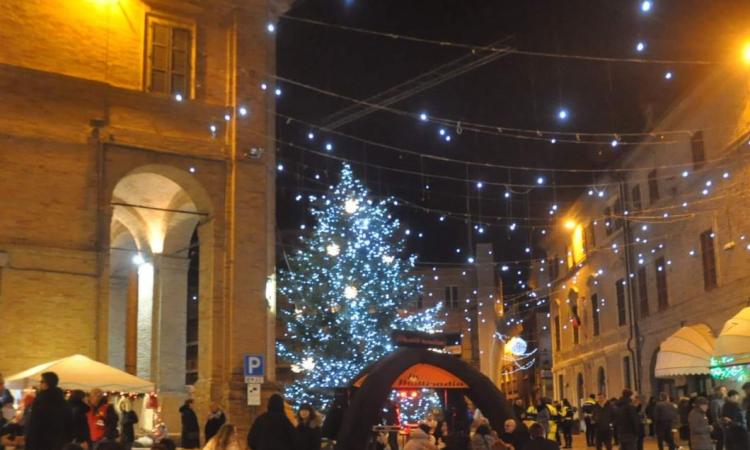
left=278, top=164, right=443, bottom=410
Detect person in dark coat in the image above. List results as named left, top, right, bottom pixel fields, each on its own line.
left=721, top=390, right=749, bottom=450
left=500, top=418, right=530, bottom=450
left=526, top=423, right=559, bottom=450
left=295, top=404, right=321, bottom=450
left=688, top=397, right=712, bottom=450
left=592, top=394, right=615, bottom=450
left=68, top=389, right=91, bottom=447
left=710, top=386, right=727, bottom=450
left=247, top=393, right=295, bottom=450
left=180, top=399, right=200, bottom=449
left=117, top=397, right=138, bottom=450
left=24, top=371, right=72, bottom=450
left=205, top=401, right=226, bottom=444
left=614, top=390, right=639, bottom=450
left=653, top=393, right=678, bottom=450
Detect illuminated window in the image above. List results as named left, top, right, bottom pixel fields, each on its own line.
left=146, top=15, right=194, bottom=96
left=568, top=224, right=586, bottom=268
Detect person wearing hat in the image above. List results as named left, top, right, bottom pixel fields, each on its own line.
left=688, top=397, right=712, bottom=450
left=24, top=371, right=72, bottom=450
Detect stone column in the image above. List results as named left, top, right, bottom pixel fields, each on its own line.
left=153, top=255, right=189, bottom=392
left=108, top=276, right=129, bottom=370
left=136, top=262, right=155, bottom=381
left=475, top=243, right=503, bottom=386
left=153, top=255, right=189, bottom=435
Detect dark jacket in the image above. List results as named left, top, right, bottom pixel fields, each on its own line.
left=180, top=404, right=200, bottom=448
left=721, top=400, right=749, bottom=448
left=205, top=410, right=226, bottom=443
left=68, top=397, right=91, bottom=445
left=247, top=394, right=296, bottom=450
left=24, top=387, right=72, bottom=450
left=119, top=410, right=138, bottom=443
left=295, top=421, right=322, bottom=450
left=688, top=407, right=712, bottom=450
left=592, top=402, right=615, bottom=432
left=653, top=401, right=678, bottom=425
left=614, top=397, right=640, bottom=437
left=525, top=437, right=560, bottom=450
left=501, top=428, right=530, bottom=450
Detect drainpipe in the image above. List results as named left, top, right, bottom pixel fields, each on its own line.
left=619, top=179, right=642, bottom=393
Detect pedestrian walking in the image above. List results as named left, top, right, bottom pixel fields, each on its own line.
left=721, top=390, right=749, bottom=450
left=633, top=395, right=646, bottom=450
left=592, top=394, right=615, bottom=450
left=526, top=423, right=559, bottom=450
left=24, top=371, right=72, bottom=450
left=709, top=386, right=727, bottom=450
left=653, top=393, right=678, bottom=450
left=582, top=395, right=597, bottom=447
left=180, top=399, right=200, bottom=449
left=560, top=399, right=574, bottom=449
left=247, top=393, right=296, bottom=450
left=204, top=402, right=226, bottom=444
left=88, top=388, right=118, bottom=446
left=203, top=423, right=242, bottom=450
left=117, top=397, right=138, bottom=450
left=68, top=389, right=91, bottom=448
left=295, top=404, right=321, bottom=450
left=614, top=390, right=639, bottom=450
left=688, top=397, right=712, bottom=450
left=645, top=397, right=656, bottom=438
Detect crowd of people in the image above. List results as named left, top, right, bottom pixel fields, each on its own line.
left=0, top=369, right=323, bottom=450
left=3, top=369, right=749, bottom=450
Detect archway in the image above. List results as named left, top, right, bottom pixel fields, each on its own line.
left=107, top=165, right=212, bottom=430
left=334, top=348, right=513, bottom=450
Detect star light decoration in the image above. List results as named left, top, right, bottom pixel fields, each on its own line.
left=278, top=164, right=444, bottom=410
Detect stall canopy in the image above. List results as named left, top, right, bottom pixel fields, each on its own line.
left=354, top=363, right=469, bottom=389
left=655, top=324, right=715, bottom=377
left=713, top=307, right=750, bottom=367
left=5, top=354, right=154, bottom=393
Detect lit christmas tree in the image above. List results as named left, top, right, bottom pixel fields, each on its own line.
left=278, top=164, right=443, bottom=410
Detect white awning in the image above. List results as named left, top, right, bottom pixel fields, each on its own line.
left=713, top=307, right=750, bottom=367
left=655, top=324, right=715, bottom=378
left=5, top=354, right=154, bottom=393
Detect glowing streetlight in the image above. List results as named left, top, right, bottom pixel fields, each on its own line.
left=564, top=220, right=576, bottom=230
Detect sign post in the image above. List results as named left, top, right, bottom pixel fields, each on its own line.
left=244, top=354, right=265, bottom=406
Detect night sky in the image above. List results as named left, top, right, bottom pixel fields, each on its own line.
left=274, top=0, right=749, bottom=294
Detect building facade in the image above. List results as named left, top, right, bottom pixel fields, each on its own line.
left=532, top=68, right=750, bottom=404
left=415, top=243, right=507, bottom=387
left=0, top=0, right=287, bottom=434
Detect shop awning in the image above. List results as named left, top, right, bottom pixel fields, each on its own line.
left=5, top=354, right=154, bottom=393
left=713, top=307, right=750, bottom=367
left=655, top=324, right=715, bottom=377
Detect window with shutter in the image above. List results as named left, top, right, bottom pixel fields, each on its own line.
left=146, top=16, right=193, bottom=96
left=700, top=230, right=717, bottom=290
left=655, top=257, right=669, bottom=311
left=591, top=294, right=600, bottom=336
left=691, top=131, right=706, bottom=170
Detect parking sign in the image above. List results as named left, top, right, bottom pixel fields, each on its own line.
left=244, top=354, right=264, bottom=383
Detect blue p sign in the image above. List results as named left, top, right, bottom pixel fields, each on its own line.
left=244, top=354, right=264, bottom=377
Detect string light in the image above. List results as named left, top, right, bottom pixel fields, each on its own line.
left=275, top=87, right=283, bottom=96
left=266, top=23, right=276, bottom=33
left=665, top=71, right=673, bottom=80
left=277, top=164, right=284, bottom=171
left=238, top=106, right=248, bottom=116
left=419, top=112, right=428, bottom=121
left=557, top=109, right=569, bottom=120
left=640, top=1, right=652, bottom=13
left=636, top=41, right=646, bottom=53
left=260, top=82, right=268, bottom=90
left=174, top=93, right=183, bottom=102
left=325, top=143, right=333, bottom=151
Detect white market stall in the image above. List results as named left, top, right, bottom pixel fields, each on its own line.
left=655, top=324, right=715, bottom=377
left=711, top=307, right=750, bottom=383
left=5, top=354, right=154, bottom=392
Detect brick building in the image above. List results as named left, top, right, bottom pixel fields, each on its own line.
left=0, top=0, right=287, bottom=435
left=531, top=68, right=750, bottom=404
